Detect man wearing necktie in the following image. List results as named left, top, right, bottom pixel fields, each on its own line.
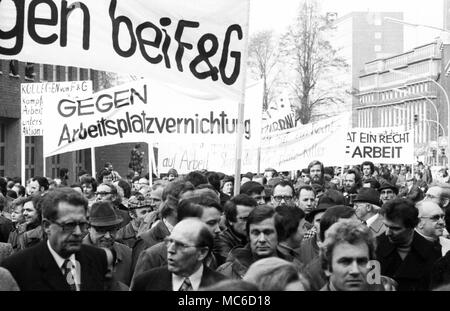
left=1, top=188, right=109, bottom=290
left=131, top=218, right=227, bottom=291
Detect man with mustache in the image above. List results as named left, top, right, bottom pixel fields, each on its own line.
left=83, top=201, right=132, bottom=288
left=1, top=188, right=109, bottom=290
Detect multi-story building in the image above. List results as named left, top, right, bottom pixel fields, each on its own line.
left=324, top=12, right=404, bottom=122
left=0, top=60, right=149, bottom=183
left=357, top=40, right=450, bottom=165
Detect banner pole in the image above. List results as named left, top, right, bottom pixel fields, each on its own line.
left=233, top=0, right=251, bottom=196
left=43, top=156, right=46, bottom=177
left=148, top=143, right=153, bottom=186
left=91, top=147, right=96, bottom=178
left=21, top=134, right=26, bottom=186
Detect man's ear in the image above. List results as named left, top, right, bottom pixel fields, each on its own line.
left=443, top=198, right=450, bottom=208
left=198, top=247, right=209, bottom=262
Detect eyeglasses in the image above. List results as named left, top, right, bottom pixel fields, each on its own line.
left=95, top=191, right=112, bottom=196
left=273, top=195, right=293, bottom=202
left=420, top=214, right=445, bottom=222
left=51, top=220, right=89, bottom=233
left=164, top=237, right=199, bottom=251
left=93, top=226, right=118, bottom=235
left=425, top=193, right=440, bottom=200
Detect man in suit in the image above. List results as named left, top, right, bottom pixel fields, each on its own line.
left=398, top=175, right=424, bottom=203
left=353, top=188, right=386, bottom=237
left=376, top=198, right=442, bottom=291
left=83, top=201, right=132, bottom=287
left=131, top=218, right=226, bottom=290
left=1, top=188, right=109, bottom=291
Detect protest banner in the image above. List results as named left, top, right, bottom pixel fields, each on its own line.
left=158, top=143, right=258, bottom=175
left=261, top=92, right=297, bottom=135
left=21, top=80, right=92, bottom=136
left=0, top=0, right=249, bottom=101
left=43, top=79, right=263, bottom=157
left=259, top=113, right=351, bottom=171
left=342, top=127, right=415, bottom=165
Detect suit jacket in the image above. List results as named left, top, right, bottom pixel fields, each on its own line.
left=376, top=231, right=441, bottom=291
left=131, top=265, right=227, bottom=291
left=131, top=220, right=170, bottom=269
left=368, top=214, right=386, bottom=238
left=399, top=185, right=424, bottom=203
left=0, top=242, right=12, bottom=265
left=82, top=235, right=133, bottom=286
left=0, top=216, right=13, bottom=243
left=1, top=240, right=108, bottom=291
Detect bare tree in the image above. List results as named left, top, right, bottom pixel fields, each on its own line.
left=247, top=30, right=280, bottom=111
left=280, top=0, right=348, bottom=124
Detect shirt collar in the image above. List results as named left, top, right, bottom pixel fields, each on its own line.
left=163, top=218, right=174, bottom=233
left=365, top=213, right=379, bottom=228
left=47, top=239, right=76, bottom=269
left=415, top=228, right=438, bottom=242
left=172, top=264, right=204, bottom=291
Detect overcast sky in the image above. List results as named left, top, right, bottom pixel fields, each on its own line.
left=250, top=0, right=446, bottom=50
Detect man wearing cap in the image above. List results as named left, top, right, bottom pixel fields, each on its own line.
left=353, top=188, right=386, bottom=237
left=83, top=201, right=132, bottom=288
left=379, top=182, right=398, bottom=205
left=131, top=218, right=226, bottom=291
left=116, top=195, right=153, bottom=249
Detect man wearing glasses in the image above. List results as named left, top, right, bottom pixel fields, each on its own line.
left=415, top=200, right=445, bottom=245
left=83, top=201, right=132, bottom=288
left=376, top=198, right=442, bottom=291
left=1, top=188, right=109, bottom=290
left=95, top=183, right=130, bottom=229
left=423, top=186, right=450, bottom=209
left=131, top=218, right=226, bottom=291
left=271, top=180, right=295, bottom=208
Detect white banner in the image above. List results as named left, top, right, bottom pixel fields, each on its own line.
left=1, top=0, right=249, bottom=101
left=21, top=81, right=92, bottom=136
left=158, top=143, right=258, bottom=175
left=259, top=114, right=351, bottom=171
left=343, top=127, right=415, bottom=165
left=43, top=80, right=263, bottom=157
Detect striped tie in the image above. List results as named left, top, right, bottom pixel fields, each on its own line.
left=179, top=278, right=193, bottom=291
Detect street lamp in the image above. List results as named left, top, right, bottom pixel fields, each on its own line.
left=392, top=87, right=440, bottom=143
left=389, top=68, right=450, bottom=162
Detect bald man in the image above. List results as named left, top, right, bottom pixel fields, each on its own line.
left=131, top=218, right=226, bottom=291
left=415, top=200, right=445, bottom=243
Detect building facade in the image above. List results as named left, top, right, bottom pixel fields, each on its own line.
left=327, top=12, right=404, bottom=123
left=0, top=60, right=150, bottom=183
left=357, top=40, right=450, bottom=165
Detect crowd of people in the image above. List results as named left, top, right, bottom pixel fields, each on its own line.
left=0, top=159, right=449, bottom=291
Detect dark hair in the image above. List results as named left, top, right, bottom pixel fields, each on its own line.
left=80, top=176, right=98, bottom=193
left=177, top=200, right=204, bottom=221
left=246, top=205, right=276, bottom=237
left=272, top=180, right=295, bottom=196
left=185, top=171, right=207, bottom=187
left=41, top=188, right=88, bottom=222
left=59, top=168, right=69, bottom=179
left=14, top=185, right=26, bottom=197
left=70, top=183, right=82, bottom=191
left=414, top=171, right=423, bottom=179
left=117, top=179, right=131, bottom=199
left=240, top=181, right=264, bottom=196
left=324, top=167, right=335, bottom=178
left=319, top=205, right=355, bottom=242
left=104, top=162, right=112, bottom=168
left=196, top=183, right=217, bottom=192
left=160, top=195, right=178, bottom=219
left=308, top=160, right=324, bottom=174
left=32, top=176, right=49, bottom=191
left=205, top=171, right=221, bottom=192
left=97, top=169, right=112, bottom=183
left=361, top=161, right=375, bottom=174
left=6, top=190, right=17, bottom=199
left=346, top=169, right=362, bottom=187
left=275, top=204, right=305, bottom=242
left=77, top=169, right=88, bottom=177
left=319, top=189, right=345, bottom=206
left=224, top=194, right=257, bottom=223
left=380, top=198, right=419, bottom=229
left=135, top=144, right=141, bottom=149
left=162, top=180, right=195, bottom=201
left=196, top=224, right=214, bottom=252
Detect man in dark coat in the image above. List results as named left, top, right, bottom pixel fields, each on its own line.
left=131, top=218, right=226, bottom=290
left=1, top=188, right=108, bottom=290
left=376, top=198, right=441, bottom=291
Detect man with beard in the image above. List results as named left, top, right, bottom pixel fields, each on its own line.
left=308, top=160, right=325, bottom=186
left=342, top=169, right=361, bottom=206
left=1, top=188, right=108, bottom=290
left=376, top=198, right=442, bottom=291
left=83, top=201, right=132, bottom=287
left=131, top=218, right=226, bottom=290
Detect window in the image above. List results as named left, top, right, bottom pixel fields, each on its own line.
left=374, top=32, right=382, bottom=39
left=9, top=60, right=19, bottom=77
left=75, top=150, right=85, bottom=177
left=25, top=137, right=36, bottom=180
left=374, top=45, right=382, bottom=52
left=51, top=155, right=61, bottom=179
left=25, top=63, right=35, bottom=80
